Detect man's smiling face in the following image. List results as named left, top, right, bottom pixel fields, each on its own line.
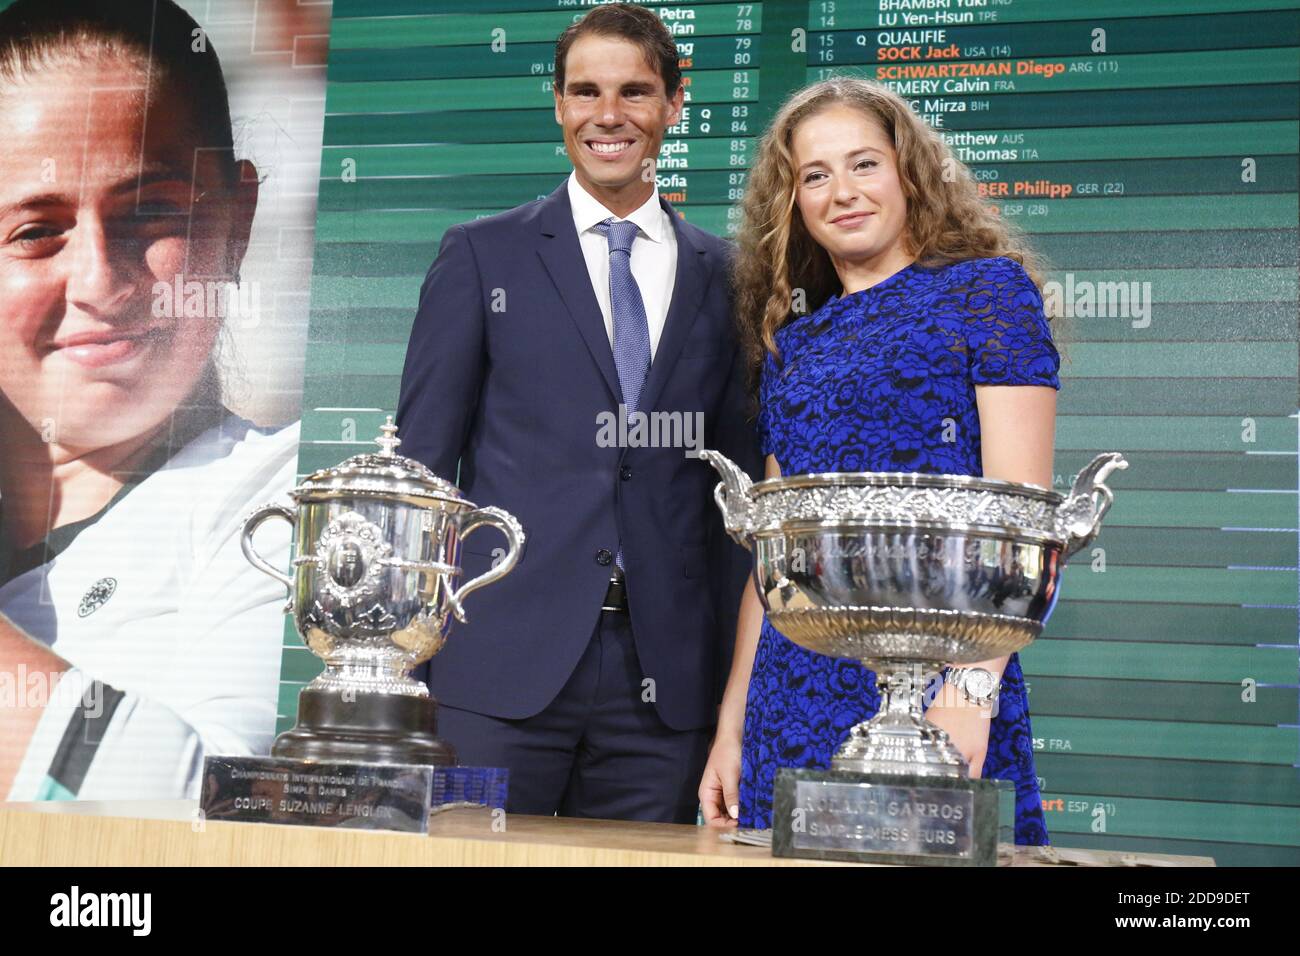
left=554, top=33, right=682, bottom=213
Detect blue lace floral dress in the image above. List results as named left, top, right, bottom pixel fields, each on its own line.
left=740, top=256, right=1058, bottom=845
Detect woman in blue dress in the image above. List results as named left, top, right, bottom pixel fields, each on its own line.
left=698, top=79, right=1058, bottom=845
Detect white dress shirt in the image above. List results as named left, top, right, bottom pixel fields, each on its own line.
left=567, top=170, right=677, bottom=362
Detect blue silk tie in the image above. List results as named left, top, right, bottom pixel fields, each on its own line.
left=595, top=217, right=652, bottom=573
left=595, top=218, right=652, bottom=412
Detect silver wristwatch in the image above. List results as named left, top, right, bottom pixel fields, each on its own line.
left=946, top=667, right=999, bottom=707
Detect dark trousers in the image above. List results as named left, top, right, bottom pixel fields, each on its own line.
left=435, top=610, right=711, bottom=824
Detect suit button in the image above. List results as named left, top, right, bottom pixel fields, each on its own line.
left=620, top=466, right=632, bottom=481
left=595, top=549, right=613, bottom=566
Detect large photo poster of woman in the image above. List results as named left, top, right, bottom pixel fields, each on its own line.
left=0, top=0, right=327, bottom=801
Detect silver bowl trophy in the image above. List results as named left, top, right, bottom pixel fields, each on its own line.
left=699, top=449, right=1127, bottom=866
left=199, top=419, right=524, bottom=833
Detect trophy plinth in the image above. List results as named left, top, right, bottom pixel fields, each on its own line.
left=200, top=418, right=523, bottom=833
left=271, top=687, right=456, bottom=767
left=200, top=756, right=507, bottom=835
left=700, top=449, right=1127, bottom=865
left=773, top=768, right=1014, bottom=867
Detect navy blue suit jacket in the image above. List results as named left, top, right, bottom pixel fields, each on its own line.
left=396, top=182, right=762, bottom=731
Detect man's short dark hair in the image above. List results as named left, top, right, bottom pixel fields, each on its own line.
left=554, top=3, right=681, bottom=98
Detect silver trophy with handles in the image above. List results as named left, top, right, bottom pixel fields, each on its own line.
left=700, top=449, right=1126, bottom=865
left=200, top=419, right=524, bottom=833
left=240, top=417, right=524, bottom=765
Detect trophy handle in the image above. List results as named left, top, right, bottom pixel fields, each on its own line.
left=241, top=503, right=297, bottom=610
left=1056, top=453, right=1128, bottom=559
left=447, top=506, right=526, bottom=623
left=697, top=448, right=756, bottom=548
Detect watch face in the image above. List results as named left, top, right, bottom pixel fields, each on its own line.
left=966, top=669, right=995, bottom=700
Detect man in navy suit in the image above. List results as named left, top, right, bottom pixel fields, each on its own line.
left=395, top=4, right=761, bottom=823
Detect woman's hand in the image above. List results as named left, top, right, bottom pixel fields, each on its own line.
left=926, top=697, right=993, bottom=778
left=699, top=730, right=743, bottom=828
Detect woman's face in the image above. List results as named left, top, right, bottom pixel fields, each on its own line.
left=790, top=103, right=911, bottom=272
left=0, top=56, right=254, bottom=453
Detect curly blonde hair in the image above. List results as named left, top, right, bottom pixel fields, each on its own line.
left=733, top=78, right=1049, bottom=392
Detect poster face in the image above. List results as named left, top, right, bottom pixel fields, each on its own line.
left=0, top=0, right=327, bottom=800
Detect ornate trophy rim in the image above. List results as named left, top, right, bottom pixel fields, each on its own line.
left=750, top=517, right=1068, bottom=545
left=749, top=469, right=1063, bottom=504
left=290, top=475, right=469, bottom=508
left=290, top=417, right=470, bottom=508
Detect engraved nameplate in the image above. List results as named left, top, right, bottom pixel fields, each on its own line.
left=200, top=756, right=434, bottom=834
left=772, top=769, right=1009, bottom=866
left=791, top=779, right=974, bottom=858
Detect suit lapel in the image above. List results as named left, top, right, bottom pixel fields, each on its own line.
left=537, top=184, right=623, bottom=405
left=638, top=199, right=711, bottom=416
left=536, top=186, right=713, bottom=414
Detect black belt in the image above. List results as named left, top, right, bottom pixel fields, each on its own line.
left=601, top=575, right=629, bottom=613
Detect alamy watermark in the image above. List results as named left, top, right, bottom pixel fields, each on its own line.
left=0, top=665, right=104, bottom=716
left=1042, top=272, right=1151, bottom=329
left=151, top=276, right=260, bottom=328
left=595, top=404, right=705, bottom=456
left=49, top=886, right=150, bottom=936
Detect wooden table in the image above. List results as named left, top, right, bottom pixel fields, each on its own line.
left=0, top=801, right=1214, bottom=867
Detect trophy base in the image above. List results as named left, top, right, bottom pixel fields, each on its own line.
left=772, top=767, right=1014, bottom=867
left=271, top=687, right=457, bottom=767
left=199, top=755, right=509, bottom=834
left=831, top=709, right=967, bottom=777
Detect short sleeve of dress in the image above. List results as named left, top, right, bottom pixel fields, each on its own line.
left=965, top=257, right=1061, bottom=389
